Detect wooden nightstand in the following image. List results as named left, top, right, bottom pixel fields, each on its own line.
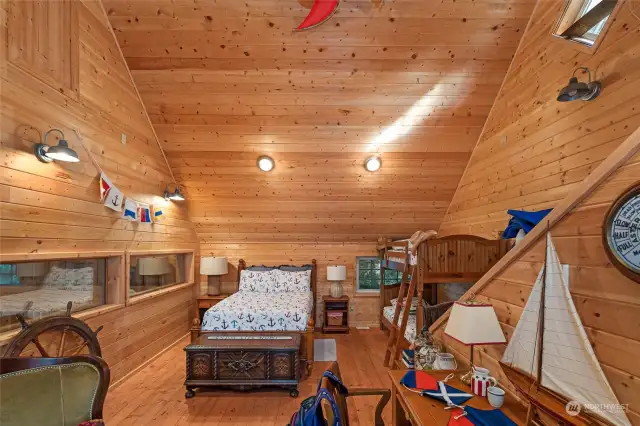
left=197, top=294, right=230, bottom=323
left=322, top=295, right=350, bottom=333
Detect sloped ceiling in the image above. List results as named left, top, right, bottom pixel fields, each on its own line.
left=103, top=0, right=534, bottom=243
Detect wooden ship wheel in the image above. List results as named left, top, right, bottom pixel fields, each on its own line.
left=2, top=301, right=103, bottom=358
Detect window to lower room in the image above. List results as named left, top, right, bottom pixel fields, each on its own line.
left=553, top=0, right=619, bottom=48
left=356, top=257, right=404, bottom=292
left=129, top=253, right=187, bottom=298
left=0, top=259, right=108, bottom=334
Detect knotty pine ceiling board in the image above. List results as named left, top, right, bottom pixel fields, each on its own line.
left=103, top=0, right=535, bottom=242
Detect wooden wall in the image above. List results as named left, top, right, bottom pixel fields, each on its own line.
left=432, top=141, right=640, bottom=423
left=200, top=242, right=380, bottom=327
left=103, top=0, right=535, bottom=242
left=0, top=0, right=199, bottom=382
left=439, top=0, right=640, bottom=238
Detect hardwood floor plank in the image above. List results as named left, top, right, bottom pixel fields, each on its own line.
left=104, top=330, right=392, bottom=425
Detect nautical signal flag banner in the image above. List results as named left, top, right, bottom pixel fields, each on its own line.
left=448, top=407, right=517, bottom=426
left=137, top=203, right=152, bottom=223
left=104, top=184, right=123, bottom=212
left=400, top=371, right=473, bottom=407
left=99, top=172, right=113, bottom=201
left=152, top=205, right=165, bottom=222
left=122, top=198, right=137, bottom=221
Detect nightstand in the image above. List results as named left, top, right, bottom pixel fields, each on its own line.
left=322, top=295, right=350, bottom=333
left=197, top=294, right=230, bottom=323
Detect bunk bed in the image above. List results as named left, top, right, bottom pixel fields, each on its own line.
left=378, top=234, right=509, bottom=357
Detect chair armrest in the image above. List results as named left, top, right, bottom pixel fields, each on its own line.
left=347, top=388, right=391, bottom=426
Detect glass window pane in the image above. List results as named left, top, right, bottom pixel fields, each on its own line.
left=130, top=254, right=186, bottom=297
left=0, top=259, right=107, bottom=334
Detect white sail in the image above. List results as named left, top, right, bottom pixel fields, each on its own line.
left=502, top=233, right=631, bottom=426
left=501, top=265, right=543, bottom=378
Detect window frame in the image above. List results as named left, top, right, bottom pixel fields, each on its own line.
left=550, top=0, right=623, bottom=54
left=126, top=249, right=195, bottom=305
left=0, top=251, right=126, bottom=343
left=355, top=256, right=404, bottom=294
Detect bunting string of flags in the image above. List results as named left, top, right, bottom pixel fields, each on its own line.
left=99, top=172, right=165, bottom=223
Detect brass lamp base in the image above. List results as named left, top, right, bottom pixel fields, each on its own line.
left=460, top=368, right=473, bottom=385
left=460, top=344, right=475, bottom=385
left=207, top=275, right=221, bottom=296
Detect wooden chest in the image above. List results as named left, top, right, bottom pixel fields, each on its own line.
left=184, top=333, right=301, bottom=398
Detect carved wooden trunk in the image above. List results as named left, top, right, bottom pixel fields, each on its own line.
left=184, top=333, right=301, bottom=398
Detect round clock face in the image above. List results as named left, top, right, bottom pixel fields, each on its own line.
left=605, top=185, right=640, bottom=280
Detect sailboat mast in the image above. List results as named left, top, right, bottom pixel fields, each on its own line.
left=535, top=228, right=549, bottom=384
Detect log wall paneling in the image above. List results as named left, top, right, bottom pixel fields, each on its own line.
left=103, top=0, right=535, bottom=242
left=1, top=0, right=199, bottom=382
left=200, top=242, right=380, bottom=327
left=438, top=0, right=640, bottom=238
left=432, top=147, right=640, bottom=423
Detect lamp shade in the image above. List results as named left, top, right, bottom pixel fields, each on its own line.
left=137, top=257, right=170, bottom=276
left=16, top=262, right=48, bottom=277
left=201, top=256, right=228, bottom=276
left=327, top=265, right=346, bottom=281
left=444, top=302, right=506, bottom=346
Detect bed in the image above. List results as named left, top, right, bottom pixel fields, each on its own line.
left=193, top=259, right=317, bottom=375
left=378, top=234, right=510, bottom=347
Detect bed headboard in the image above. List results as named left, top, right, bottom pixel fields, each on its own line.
left=236, top=259, right=318, bottom=324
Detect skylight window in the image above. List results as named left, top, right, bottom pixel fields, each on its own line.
left=553, top=0, right=618, bottom=48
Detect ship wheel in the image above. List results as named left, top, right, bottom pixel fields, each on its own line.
left=2, top=301, right=103, bottom=358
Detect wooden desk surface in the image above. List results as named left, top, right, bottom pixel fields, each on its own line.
left=388, top=370, right=525, bottom=426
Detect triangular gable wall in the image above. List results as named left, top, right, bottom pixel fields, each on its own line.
left=431, top=126, right=640, bottom=422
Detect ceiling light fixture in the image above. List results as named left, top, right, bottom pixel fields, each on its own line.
left=364, top=156, right=382, bottom=172
left=557, top=67, right=602, bottom=102
left=34, top=129, right=80, bottom=163
left=257, top=155, right=275, bottom=172
left=164, top=185, right=185, bottom=201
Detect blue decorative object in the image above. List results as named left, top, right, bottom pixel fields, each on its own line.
left=502, top=209, right=552, bottom=238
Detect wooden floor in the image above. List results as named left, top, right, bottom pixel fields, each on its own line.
left=104, top=329, right=393, bottom=425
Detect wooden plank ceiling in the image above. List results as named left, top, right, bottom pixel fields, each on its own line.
left=103, top=0, right=535, bottom=243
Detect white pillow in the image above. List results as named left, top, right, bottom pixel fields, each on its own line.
left=43, top=266, right=94, bottom=291
left=274, top=270, right=311, bottom=292
left=238, top=269, right=277, bottom=293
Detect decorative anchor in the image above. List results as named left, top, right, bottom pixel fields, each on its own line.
left=111, top=194, right=120, bottom=206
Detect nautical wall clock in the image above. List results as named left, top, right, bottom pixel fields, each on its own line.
left=603, top=183, right=640, bottom=283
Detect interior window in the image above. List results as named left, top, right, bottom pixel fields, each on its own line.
left=129, top=254, right=186, bottom=297
left=0, top=259, right=107, bottom=333
left=357, top=257, right=404, bottom=292
left=553, top=0, right=618, bottom=47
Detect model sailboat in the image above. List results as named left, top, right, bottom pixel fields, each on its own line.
left=499, top=233, right=631, bottom=426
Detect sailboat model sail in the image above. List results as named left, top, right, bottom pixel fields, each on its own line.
left=500, top=233, right=631, bottom=426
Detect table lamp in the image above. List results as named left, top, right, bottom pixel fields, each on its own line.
left=201, top=256, right=228, bottom=296
left=137, top=257, right=170, bottom=286
left=327, top=265, right=346, bottom=298
left=444, top=300, right=506, bottom=385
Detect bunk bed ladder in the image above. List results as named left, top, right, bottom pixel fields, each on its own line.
left=383, top=262, right=416, bottom=368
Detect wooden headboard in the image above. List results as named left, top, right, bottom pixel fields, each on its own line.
left=236, top=259, right=318, bottom=323
left=421, top=235, right=509, bottom=283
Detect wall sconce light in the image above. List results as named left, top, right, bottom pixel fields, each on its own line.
left=164, top=184, right=185, bottom=201
left=34, top=129, right=80, bottom=163
left=257, top=155, right=275, bottom=172
left=364, top=156, right=382, bottom=172
left=557, top=67, right=601, bottom=102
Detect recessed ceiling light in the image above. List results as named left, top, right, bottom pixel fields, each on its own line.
left=257, top=155, right=275, bottom=172
left=364, top=156, right=382, bottom=172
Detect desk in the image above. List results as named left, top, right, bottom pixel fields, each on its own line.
left=388, top=370, right=525, bottom=425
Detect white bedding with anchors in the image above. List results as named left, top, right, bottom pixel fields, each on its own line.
left=0, top=288, right=95, bottom=321
left=201, top=291, right=313, bottom=332
left=383, top=305, right=417, bottom=344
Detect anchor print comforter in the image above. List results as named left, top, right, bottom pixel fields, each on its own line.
left=201, top=291, right=313, bottom=332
